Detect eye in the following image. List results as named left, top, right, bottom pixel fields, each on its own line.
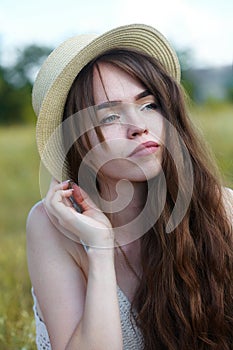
left=140, top=103, right=158, bottom=112
left=99, top=113, right=120, bottom=125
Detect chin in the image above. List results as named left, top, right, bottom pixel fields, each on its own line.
left=99, top=163, right=162, bottom=183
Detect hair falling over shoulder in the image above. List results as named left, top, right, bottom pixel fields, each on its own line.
left=62, top=49, right=233, bottom=350
left=133, top=85, right=233, bottom=349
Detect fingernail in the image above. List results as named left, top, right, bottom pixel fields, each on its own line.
left=62, top=179, right=71, bottom=184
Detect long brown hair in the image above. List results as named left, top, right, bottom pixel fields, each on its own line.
left=62, top=48, right=233, bottom=349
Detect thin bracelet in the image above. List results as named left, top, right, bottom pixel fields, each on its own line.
left=80, top=239, right=89, bottom=252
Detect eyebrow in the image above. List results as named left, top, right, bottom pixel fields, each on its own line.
left=95, top=90, right=152, bottom=111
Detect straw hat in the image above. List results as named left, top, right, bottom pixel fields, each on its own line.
left=33, top=23, right=180, bottom=181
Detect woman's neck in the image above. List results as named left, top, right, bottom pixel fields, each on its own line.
left=98, top=178, right=148, bottom=245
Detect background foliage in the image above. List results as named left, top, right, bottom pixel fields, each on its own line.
left=0, top=44, right=232, bottom=126
left=0, top=45, right=52, bottom=124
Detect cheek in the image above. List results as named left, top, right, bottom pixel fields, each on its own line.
left=81, top=128, right=103, bottom=149
left=83, top=124, right=125, bottom=149
left=100, top=124, right=125, bottom=140
left=80, top=137, right=123, bottom=175
left=147, top=114, right=165, bottom=142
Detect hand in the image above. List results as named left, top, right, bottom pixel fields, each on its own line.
left=44, top=178, right=114, bottom=248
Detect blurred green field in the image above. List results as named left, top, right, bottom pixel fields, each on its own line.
left=190, top=102, right=233, bottom=186
left=0, top=124, right=40, bottom=350
left=0, top=103, right=232, bottom=349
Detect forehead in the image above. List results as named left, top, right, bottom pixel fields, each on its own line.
left=92, top=62, right=146, bottom=105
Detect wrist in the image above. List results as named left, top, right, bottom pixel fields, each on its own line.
left=87, top=246, right=115, bottom=281
left=81, top=237, right=115, bottom=254
left=87, top=245, right=115, bottom=265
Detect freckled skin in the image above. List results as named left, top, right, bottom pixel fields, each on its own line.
left=84, top=62, right=165, bottom=183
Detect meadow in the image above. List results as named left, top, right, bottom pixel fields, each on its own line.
left=0, top=103, right=232, bottom=349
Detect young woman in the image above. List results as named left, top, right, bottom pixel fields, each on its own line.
left=27, top=24, right=233, bottom=350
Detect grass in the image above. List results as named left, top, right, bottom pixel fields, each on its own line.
left=189, top=102, right=233, bottom=187
left=0, top=124, right=40, bottom=350
left=0, top=103, right=232, bottom=349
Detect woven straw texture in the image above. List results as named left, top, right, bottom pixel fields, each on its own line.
left=33, top=24, right=180, bottom=180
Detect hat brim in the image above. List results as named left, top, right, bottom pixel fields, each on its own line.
left=34, top=24, right=180, bottom=180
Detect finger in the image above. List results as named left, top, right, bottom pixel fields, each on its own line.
left=48, top=190, right=74, bottom=219
left=49, top=177, right=59, bottom=189
left=52, top=188, right=74, bottom=204
left=49, top=179, right=71, bottom=194
left=72, top=184, right=99, bottom=212
left=46, top=180, right=68, bottom=204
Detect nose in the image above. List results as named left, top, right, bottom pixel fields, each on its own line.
left=127, top=123, right=148, bottom=139
left=123, top=104, right=149, bottom=138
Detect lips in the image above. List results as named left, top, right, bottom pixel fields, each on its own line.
left=128, top=141, right=160, bottom=157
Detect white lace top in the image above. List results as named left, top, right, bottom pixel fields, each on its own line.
left=32, top=287, right=144, bottom=350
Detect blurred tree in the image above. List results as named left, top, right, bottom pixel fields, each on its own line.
left=176, top=48, right=196, bottom=101
left=227, top=88, right=233, bottom=102
left=1, top=42, right=228, bottom=124
left=0, top=44, right=52, bottom=124
left=4, top=45, right=52, bottom=87
left=226, top=80, right=233, bottom=102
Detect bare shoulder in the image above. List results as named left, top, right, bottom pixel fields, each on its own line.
left=26, top=200, right=67, bottom=260
left=26, top=199, right=70, bottom=236
left=222, top=187, right=233, bottom=224
left=26, top=200, right=63, bottom=244
left=26, top=200, right=52, bottom=239
left=26, top=200, right=87, bottom=267
left=26, top=200, right=88, bottom=286
left=223, top=186, right=233, bottom=198
left=26, top=200, right=83, bottom=275
left=26, top=201, right=88, bottom=349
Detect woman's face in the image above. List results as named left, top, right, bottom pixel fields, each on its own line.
left=82, top=62, right=165, bottom=183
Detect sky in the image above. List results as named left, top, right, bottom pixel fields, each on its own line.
left=0, top=0, right=232, bottom=68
